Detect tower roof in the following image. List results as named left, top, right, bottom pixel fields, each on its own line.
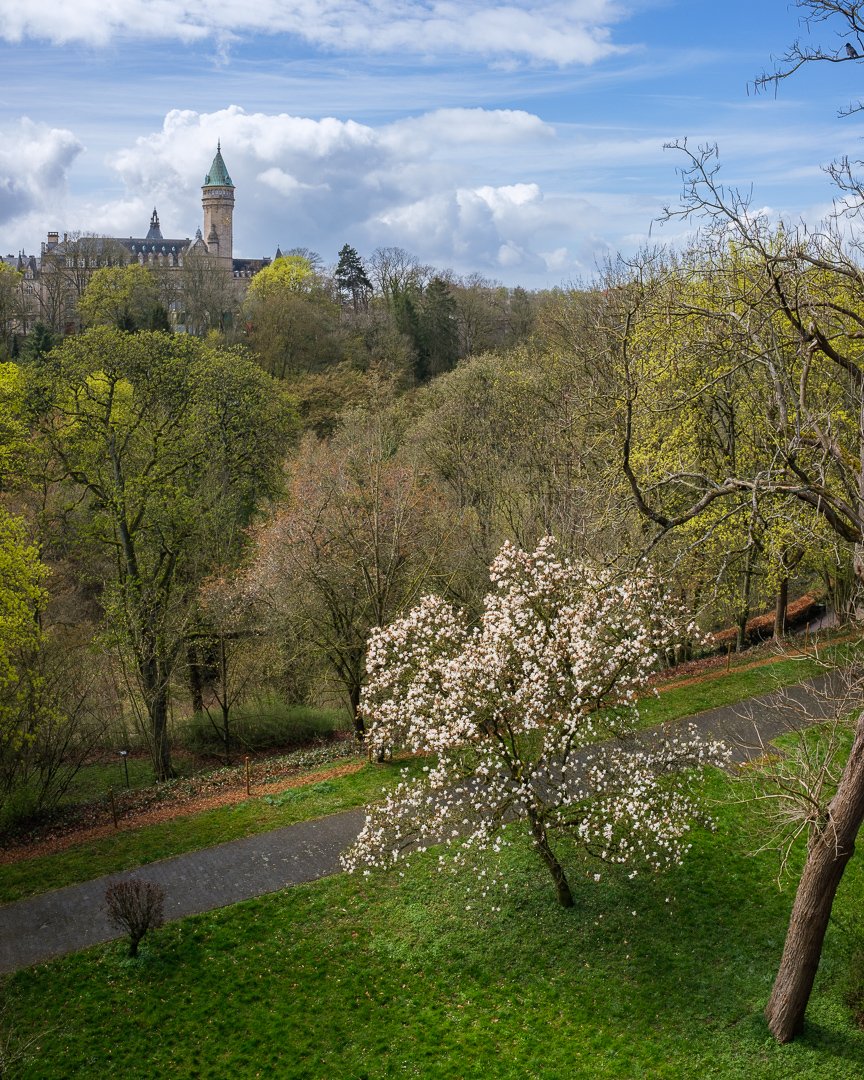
left=145, top=208, right=163, bottom=241
left=203, top=142, right=234, bottom=188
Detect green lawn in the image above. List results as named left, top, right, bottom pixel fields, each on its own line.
left=2, top=641, right=857, bottom=906
left=639, top=653, right=826, bottom=727
left=4, top=772, right=863, bottom=1078
left=0, top=761, right=421, bottom=905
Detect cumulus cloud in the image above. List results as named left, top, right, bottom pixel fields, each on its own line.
left=0, top=119, right=82, bottom=227
left=0, top=0, right=633, bottom=65
left=89, top=106, right=591, bottom=279
left=0, top=103, right=684, bottom=285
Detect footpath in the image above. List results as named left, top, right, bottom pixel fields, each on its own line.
left=0, top=674, right=843, bottom=974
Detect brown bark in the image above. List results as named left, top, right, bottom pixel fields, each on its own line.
left=527, top=810, right=574, bottom=908
left=349, top=678, right=364, bottom=738
left=150, top=683, right=174, bottom=782
left=774, top=577, right=789, bottom=639
left=736, top=546, right=755, bottom=651
left=187, top=642, right=205, bottom=716
left=765, top=712, right=864, bottom=1042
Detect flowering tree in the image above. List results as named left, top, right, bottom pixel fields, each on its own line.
left=343, top=537, right=726, bottom=907
left=241, top=414, right=449, bottom=732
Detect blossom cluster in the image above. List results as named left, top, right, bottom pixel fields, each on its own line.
left=342, top=537, right=726, bottom=899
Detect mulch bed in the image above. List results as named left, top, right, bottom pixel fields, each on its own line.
left=0, top=761, right=365, bottom=866
left=0, top=738, right=363, bottom=864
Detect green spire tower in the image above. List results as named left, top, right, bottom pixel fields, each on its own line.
left=201, top=142, right=235, bottom=266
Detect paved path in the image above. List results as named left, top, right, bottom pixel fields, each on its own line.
left=0, top=673, right=845, bottom=974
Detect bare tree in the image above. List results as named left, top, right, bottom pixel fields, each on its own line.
left=243, top=409, right=449, bottom=731
left=732, top=671, right=864, bottom=1040
left=105, top=879, right=165, bottom=957
left=755, top=2, right=864, bottom=114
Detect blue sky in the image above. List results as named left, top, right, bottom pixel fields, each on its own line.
left=1, top=0, right=863, bottom=287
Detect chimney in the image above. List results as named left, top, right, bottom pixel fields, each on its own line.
left=47, top=231, right=59, bottom=246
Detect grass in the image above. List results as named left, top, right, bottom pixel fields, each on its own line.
left=179, top=701, right=350, bottom=757
left=641, top=655, right=824, bottom=727
left=59, top=756, right=181, bottom=806
left=56, top=704, right=352, bottom=808
left=638, top=636, right=864, bottom=729
left=3, top=638, right=859, bottom=906
left=0, top=761, right=424, bottom=905
left=3, top=771, right=864, bottom=1078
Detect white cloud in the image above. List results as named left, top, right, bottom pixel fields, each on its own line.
left=257, top=169, right=326, bottom=196
left=0, top=0, right=633, bottom=65
left=21, top=105, right=599, bottom=282
left=0, top=105, right=755, bottom=286
left=3, top=101, right=855, bottom=289
left=0, top=119, right=82, bottom=227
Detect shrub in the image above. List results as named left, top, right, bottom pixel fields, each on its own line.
left=105, top=878, right=165, bottom=957
left=180, top=697, right=349, bottom=756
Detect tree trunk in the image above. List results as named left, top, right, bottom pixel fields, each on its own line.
left=774, top=577, right=789, bottom=640
left=150, top=684, right=174, bottom=782
left=736, top=554, right=754, bottom=651
left=187, top=642, right=204, bottom=715
left=221, top=700, right=231, bottom=765
left=765, top=712, right=864, bottom=1042
left=349, top=679, right=365, bottom=738
left=527, top=810, right=574, bottom=908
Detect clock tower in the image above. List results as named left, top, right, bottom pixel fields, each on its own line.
left=201, top=142, right=235, bottom=267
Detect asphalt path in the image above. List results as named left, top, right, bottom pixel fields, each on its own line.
left=0, top=673, right=848, bottom=974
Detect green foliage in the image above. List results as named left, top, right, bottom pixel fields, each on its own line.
left=418, top=276, right=460, bottom=380
left=77, top=265, right=169, bottom=331
left=0, top=262, right=23, bottom=358
left=0, top=508, right=47, bottom=750
left=246, top=254, right=318, bottom=299
left=18, top=323, right=55, bottom=364
left=31, top=327, right=298, bottom=779
left=334, top=244, right=372, bottom=312
left=180, top=699, right=350, bottom=755
left=0, top=361, right=37, bottom=487
left=242, top=256, right=342, bottom=378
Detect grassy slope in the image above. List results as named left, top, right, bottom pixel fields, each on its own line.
left=5, top=773, right=863, bottom=1078
left=0, top=646, right=846, bottom=905
left=0, top=763, right=421, bottom=905
left=638, top=653, right=825, bottom=727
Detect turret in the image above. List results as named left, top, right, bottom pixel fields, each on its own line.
left=201, top=142, right=234, bottom=267
left=146, top=208, right=163, bottom=241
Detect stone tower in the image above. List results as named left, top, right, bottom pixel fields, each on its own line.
left=201, top=142, right=235, bottom=267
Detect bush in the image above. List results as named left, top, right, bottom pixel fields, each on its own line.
left=105, top=878, right=165, bottom=957
left=0, top=637, right=115, bottom=836
left=179, top=697, right=350, bottom=756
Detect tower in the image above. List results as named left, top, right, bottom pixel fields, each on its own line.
left=201, top=142, right=235, bottom=267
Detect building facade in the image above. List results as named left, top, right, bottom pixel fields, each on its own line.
left=2, top=145, right=271, bottom=335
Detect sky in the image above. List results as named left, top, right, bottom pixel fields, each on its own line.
left=2, top=0, right=864, bottom=288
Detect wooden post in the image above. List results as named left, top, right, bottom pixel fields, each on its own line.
left=245, top=755, right=251, bottom=796
left=109, top=788, right=118, bottom=829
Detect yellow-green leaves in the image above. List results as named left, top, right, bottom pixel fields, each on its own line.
left=0, top=508, right=47, bottom=747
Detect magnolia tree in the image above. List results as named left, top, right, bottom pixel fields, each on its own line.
left=342, top=537, right=726, bottom=907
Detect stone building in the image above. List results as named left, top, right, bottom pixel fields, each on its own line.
left=3, top=145, right=271, bottom=334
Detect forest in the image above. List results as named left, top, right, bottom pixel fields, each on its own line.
left=1, top=145, right=864, bottom=826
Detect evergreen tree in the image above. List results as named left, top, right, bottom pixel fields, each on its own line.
left=335, top=244, right=372, bottom=313
left=420, top=277, right=460, bottom=379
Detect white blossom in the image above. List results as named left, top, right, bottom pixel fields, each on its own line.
left=342, top=537, right=727, bottom=904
